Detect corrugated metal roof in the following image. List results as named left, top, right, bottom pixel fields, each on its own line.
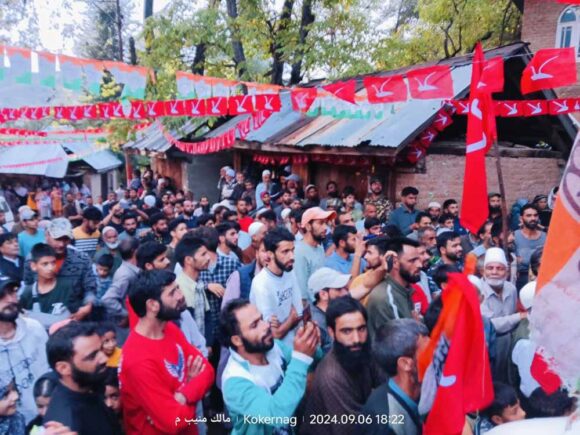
left=123, top=120, right=200, bottom=151
left=0, top=144, right=69, bottom=178
left=64, top=141, right=122, bottom=173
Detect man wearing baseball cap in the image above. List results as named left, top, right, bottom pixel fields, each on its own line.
left=23, top=218, right=97, bottom=322
left=308, top=267, right=350, bottom=353
left=17, top=209, right=45, bottom=259
left=0, top=273, right=50, bottom=423
left=294, top=207, right=336, bottom=301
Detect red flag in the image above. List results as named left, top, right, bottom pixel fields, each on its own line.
left=433, top=109, right=453, bottom=131
left=322, top=80, right=356, bottom=104
left=548, top=98, right=574, bottom=115
left=129, top=102, right=146, bottom=120
left=184, top=99, right=207, bottom=117
left=522, top=100, right=549, bottom=116
left=363, top=75, right=407, bottom=103
left=521, top=48, right=577, bottom=94
left=254, top=94, right=281, bottom=112
left=22, top=106, right=50, bottom=120
left=477, top=56, right=504, bottom=93
left=419, top=127, right=438, bottom=147
left=407, top=65, right=454, bottom=99
left=291, top=88, right=317, bottom=112
left=406, top=143, right=425, bottom=164
left=460, top=42, right=497, bottom=234
left=145, top=102, right=166, bottom=118
left=163, top=100, right=186, bottom=117
left=494, top=100, right=522, bottom=117
left=229, top=95, right=255, bottom=115
left=419, top=273, right=494, bottom=435
left=451, top=100, right=470, bottom=115
left=531, top=351, right=562, bottom=394
left=207, top=96, right=228, bottom=116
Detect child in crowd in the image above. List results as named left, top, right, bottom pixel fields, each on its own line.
left=25, top=373, right=58, bottom=434
left=0, top=379, right=25, bottom=435
left=94, top=253, right=114, bottom=300
left=104, top=368, right=123, bottom=426
left=98, top=323, right=122, bottom=368
left=474, top=382, right=526, bottom=434
left=20, top=243, right=76, bottom=329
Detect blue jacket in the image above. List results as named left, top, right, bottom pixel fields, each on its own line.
left=222, top=340, right=314, bottom=435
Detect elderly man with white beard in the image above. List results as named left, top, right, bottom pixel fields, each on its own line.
left=480, top=247, right=526, bottom=383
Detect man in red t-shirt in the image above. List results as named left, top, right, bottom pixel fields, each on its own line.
left=236, top=198, right=253, bottom=233
left=120, top=270, right=214, bottom=434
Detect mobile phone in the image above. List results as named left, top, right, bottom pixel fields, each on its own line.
left=302, top=305, right=312, bottom=325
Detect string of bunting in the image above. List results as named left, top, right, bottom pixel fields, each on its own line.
left=161, top=110, right=273, bottom=155
left=0, top=94, right=282, bottom=123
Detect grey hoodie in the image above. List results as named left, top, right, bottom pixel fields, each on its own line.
left=0, top=316, right=50, bottom=423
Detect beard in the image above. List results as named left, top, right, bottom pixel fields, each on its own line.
left=333, top=338, right=371, bottom=373
left=274, top=256, right=293, bottom=272
left=328, top=191, right=339, bottom=199
left=344, top=244, right=355, bottom=254
left=489, top=206, right=501, bottom=214
left=486, top=277, right=506, bottom=289
left=446, top=251, right=462, bottom=262
left=400, top=267, right=421, bottom=284
left=71, top=362, right=108, bottom=391
left=157, top=300, right=185, bottom=321
left=125, top=228, right=137, bottom=236
left=0, top=303, right=19, bottom=323
left=226, top=241, right=239, bottom=251
left=312, top=232, right=326, bottom=244
left=523, top=220, right=539, bottom=230
left=242, top=330, right=274, bottom=353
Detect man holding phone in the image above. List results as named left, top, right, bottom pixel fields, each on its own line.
left=250, top=227, right=304, bottom=346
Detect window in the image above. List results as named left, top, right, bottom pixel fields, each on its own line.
left=556, top=7, right=580, bottom=58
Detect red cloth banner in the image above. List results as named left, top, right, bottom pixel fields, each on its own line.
left=290, top=88, right=317, bottom=112
left=407, top=65, right=454, bottom=99
left=363, top=75, right=407, bottom=103
left=477, top=56, right=504, bottom=93
left=521, top=47, right=577, bottom=94
left=322, top=80, right=357, bottom=104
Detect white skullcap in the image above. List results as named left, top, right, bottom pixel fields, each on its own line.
left=226, top=168, right=235, bottom=177
left=519, top=281, right=537, bottom=310
left=248, top=222, right=265, bottom=238
left=262, top=169, right=271, bottom=177
left=144, top=195, right=156, bottom=207
left=484, top=247, right=508, bottom=267
left=280, top=208, right=291, bottom=220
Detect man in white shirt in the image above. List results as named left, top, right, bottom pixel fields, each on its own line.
left=250, top=227, right=303, bottom=346
left=480, top=247, right=525, bottom=383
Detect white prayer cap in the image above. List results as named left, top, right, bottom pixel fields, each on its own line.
left=144, top=195, right=156, bottom=207
left=248, top=222, right=265, bottom=238
left=484, top=247, right=508, bottom=267
left=280, top=208, right=291, bottom=220
left=519, top=281, right=537, bottom=310
left=262, top=169, right=271, bottom=177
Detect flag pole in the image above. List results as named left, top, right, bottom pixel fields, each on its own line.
left=492, top=139, right=510, bottom=257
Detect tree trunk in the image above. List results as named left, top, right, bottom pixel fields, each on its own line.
left=115, top=0, right=124, bottom=61
left=192, top=0, right=221, bottom=75
left=270, top=0, right=295, bottom=85
left=290, top=0, right=314, bottom=85
left=144, top=0, right=154, bottom=19
left=226, top=0, right=247, bottom=79
left=129, top=36, right=137, bottom=65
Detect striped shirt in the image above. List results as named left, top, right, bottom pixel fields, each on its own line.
left=72, top=227, right=100, bottom=258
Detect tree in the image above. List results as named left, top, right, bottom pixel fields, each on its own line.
left=0, top=0, right=41, bottom=48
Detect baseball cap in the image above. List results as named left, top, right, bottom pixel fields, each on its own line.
left=260, top=191, right=270, bottom=199
left=0, top=274, right=19, bottom=293
left=308, top=268, right=351, bottom=295
left=21, top=209, right=37, bottom=221
left=428, top=202, right=441, bottom=210
left=301, top=207, right=336, bottom=226
left=47, top=218, right=73, bottom=239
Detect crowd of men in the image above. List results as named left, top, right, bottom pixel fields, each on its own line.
left=0, top=165, right=573, bottom=435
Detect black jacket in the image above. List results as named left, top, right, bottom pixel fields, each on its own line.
left=0, top=255, right=24, bottom=282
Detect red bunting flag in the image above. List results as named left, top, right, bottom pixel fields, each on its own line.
left=407, top=65, right=454, bottom=99
left=22, top=107, right=50, bottom=120
left=450, top=100, right=470, bottom=115
left=548, top=98, right=574, bottom=115
left=322, top=80, right=357, bottom=104
left=184, top=99, right=207, bottom=117
left=521, top=47, right=577, bottom=94
left=477, top=56, right=504, bottom=93
left=494, top=100, right=522, bottom=117
left=406, top=143, right=425, bottom=164
left=207, top=96, right=228, bottom=116
left=291, top=88, right=317, bottom=112
left=419, top=127, right=438, bottom=147
left=145, top=101, right=166, bottom=118
left=163, top=100, right=186, bottom=117
left=460, top=42, right=497, bottom=234
left=433, top=109, right=453, bottom=131
left=229, top=95, right=255, bottom=115
left=129, top=101, right=147, bottom=119
left=363, top=75, right=407, bottom=103
left=254, top=94, right=281, bottom=112
left=523, top=100, right=549, bottom=116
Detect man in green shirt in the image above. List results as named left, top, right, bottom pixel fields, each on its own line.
left=367, top=237, right=423, bottom=340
